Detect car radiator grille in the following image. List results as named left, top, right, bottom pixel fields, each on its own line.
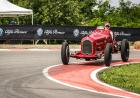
left=82, top=40, right=92, bottom=54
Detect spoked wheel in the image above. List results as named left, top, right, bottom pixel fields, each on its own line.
left=121, top=39, right=129, bottom=62
left=104, top=43, right=112, bottom=66
left=61, top=41, right=70, bottom=65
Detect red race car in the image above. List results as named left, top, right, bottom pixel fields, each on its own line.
left=61, top=26, right=129, bottom=66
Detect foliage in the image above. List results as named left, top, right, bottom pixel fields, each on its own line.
left=84, top=0, right=140, bottom=27
left=0, top=0, right=140, bottom=27
left=99, top=63, right=140, bottom=94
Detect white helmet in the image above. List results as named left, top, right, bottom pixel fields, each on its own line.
left=104, top=22, right=110, bottom=28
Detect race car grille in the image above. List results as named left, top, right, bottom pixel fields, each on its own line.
left=82, top=40, right=92, bottom=54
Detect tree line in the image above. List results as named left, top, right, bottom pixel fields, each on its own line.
left=0, top=0, right=140, bottom=27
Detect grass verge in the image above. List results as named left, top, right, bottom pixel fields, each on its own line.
left=98, top=63, right=140, bottom=94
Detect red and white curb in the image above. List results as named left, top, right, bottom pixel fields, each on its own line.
left=43, top=64, right=101, bottom=95
left=43, top=64, right=126, bottom=98
left=43, top=59, right=140, bottom=98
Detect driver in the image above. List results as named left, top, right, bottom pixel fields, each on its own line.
left=104, top=22, right=114, bottom=41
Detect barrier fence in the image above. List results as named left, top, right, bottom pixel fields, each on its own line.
left=0, top=25, right=140, bottom=41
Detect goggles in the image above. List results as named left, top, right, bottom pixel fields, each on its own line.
left=105, top=25, right=110, bottom=28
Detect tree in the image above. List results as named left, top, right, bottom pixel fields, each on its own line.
left=82, top=0, right=110, bottom=26
left=80, top=0, right=97, bottom=20
left=0, top=0, right=140, bottom=27
left=39, top=0, right=83, bottom=25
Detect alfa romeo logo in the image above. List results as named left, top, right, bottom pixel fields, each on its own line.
left=73, top=29, right=79, bottom=37
left=0, top=28, right=3, bottom=36
left=37, top=28, right=43, bottom=36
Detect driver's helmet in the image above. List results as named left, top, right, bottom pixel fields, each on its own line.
left=104, top=22, right=110, bottom=29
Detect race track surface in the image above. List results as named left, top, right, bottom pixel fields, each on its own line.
left=0, top=50, right=140, bottom=98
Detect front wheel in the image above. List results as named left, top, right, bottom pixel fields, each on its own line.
left=121, top=39, right=129, bottom=62
left=104, top=43, right=112, bottom=66
left=61, top=41, right=70, bottom=65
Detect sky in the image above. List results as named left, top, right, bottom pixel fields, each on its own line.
left=110, top=0, right=140, bottom=7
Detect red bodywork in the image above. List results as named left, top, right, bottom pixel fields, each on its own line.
left=70, top=28, right=117, bottom=60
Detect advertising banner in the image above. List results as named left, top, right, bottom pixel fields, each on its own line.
left=0, top=25, right=139, bottom=41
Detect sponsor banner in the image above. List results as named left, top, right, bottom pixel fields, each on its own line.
left=0, top=25, right=139, bottom=41
left=112, top=27, right=140, bottom=41
left=0, top=25, right=39, bottom=39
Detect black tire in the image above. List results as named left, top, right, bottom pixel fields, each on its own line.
left=61, top=41, right=70, bottom=65
left=104, top=43, right=112, bottom=66
left=121, top=39, right=129, bottom=62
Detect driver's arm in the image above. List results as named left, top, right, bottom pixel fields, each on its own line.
left=110, top=31, right=114, bottom=40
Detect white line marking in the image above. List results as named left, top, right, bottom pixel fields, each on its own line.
left=28, top=49, right=51, bottom=51
left=90, top=62, right=140, bottom=97
left=42, top=64, right=128, bottom=98
left=0, top=49, right=55, bottom=51
left=0, top=49, right=80, bottom=52
left=0, top=49, right=11, bottom=51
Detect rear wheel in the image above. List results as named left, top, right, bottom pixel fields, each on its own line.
left=104, top=43, right=112, bottom=66
left=121, top=39, right=129, bottom=62
left=61, top=41, right=70, bottom=65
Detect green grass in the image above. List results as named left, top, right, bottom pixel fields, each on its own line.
left=98, top=63, right=140, bottom=94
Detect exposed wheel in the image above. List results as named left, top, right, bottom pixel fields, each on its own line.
left=121, top=39, right=129, bottom=62
left=104, top=43, right=112, bottom=66
left=61, top=41, right=70, bottom=65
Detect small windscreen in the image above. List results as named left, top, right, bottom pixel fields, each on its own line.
left=96, top=26, right=104, bottom=30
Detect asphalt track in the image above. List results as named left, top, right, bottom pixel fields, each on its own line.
left=0, top=50, right=140, bottom=98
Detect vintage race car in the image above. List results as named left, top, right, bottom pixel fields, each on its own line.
left=61, top=26, right=129, bottom=66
